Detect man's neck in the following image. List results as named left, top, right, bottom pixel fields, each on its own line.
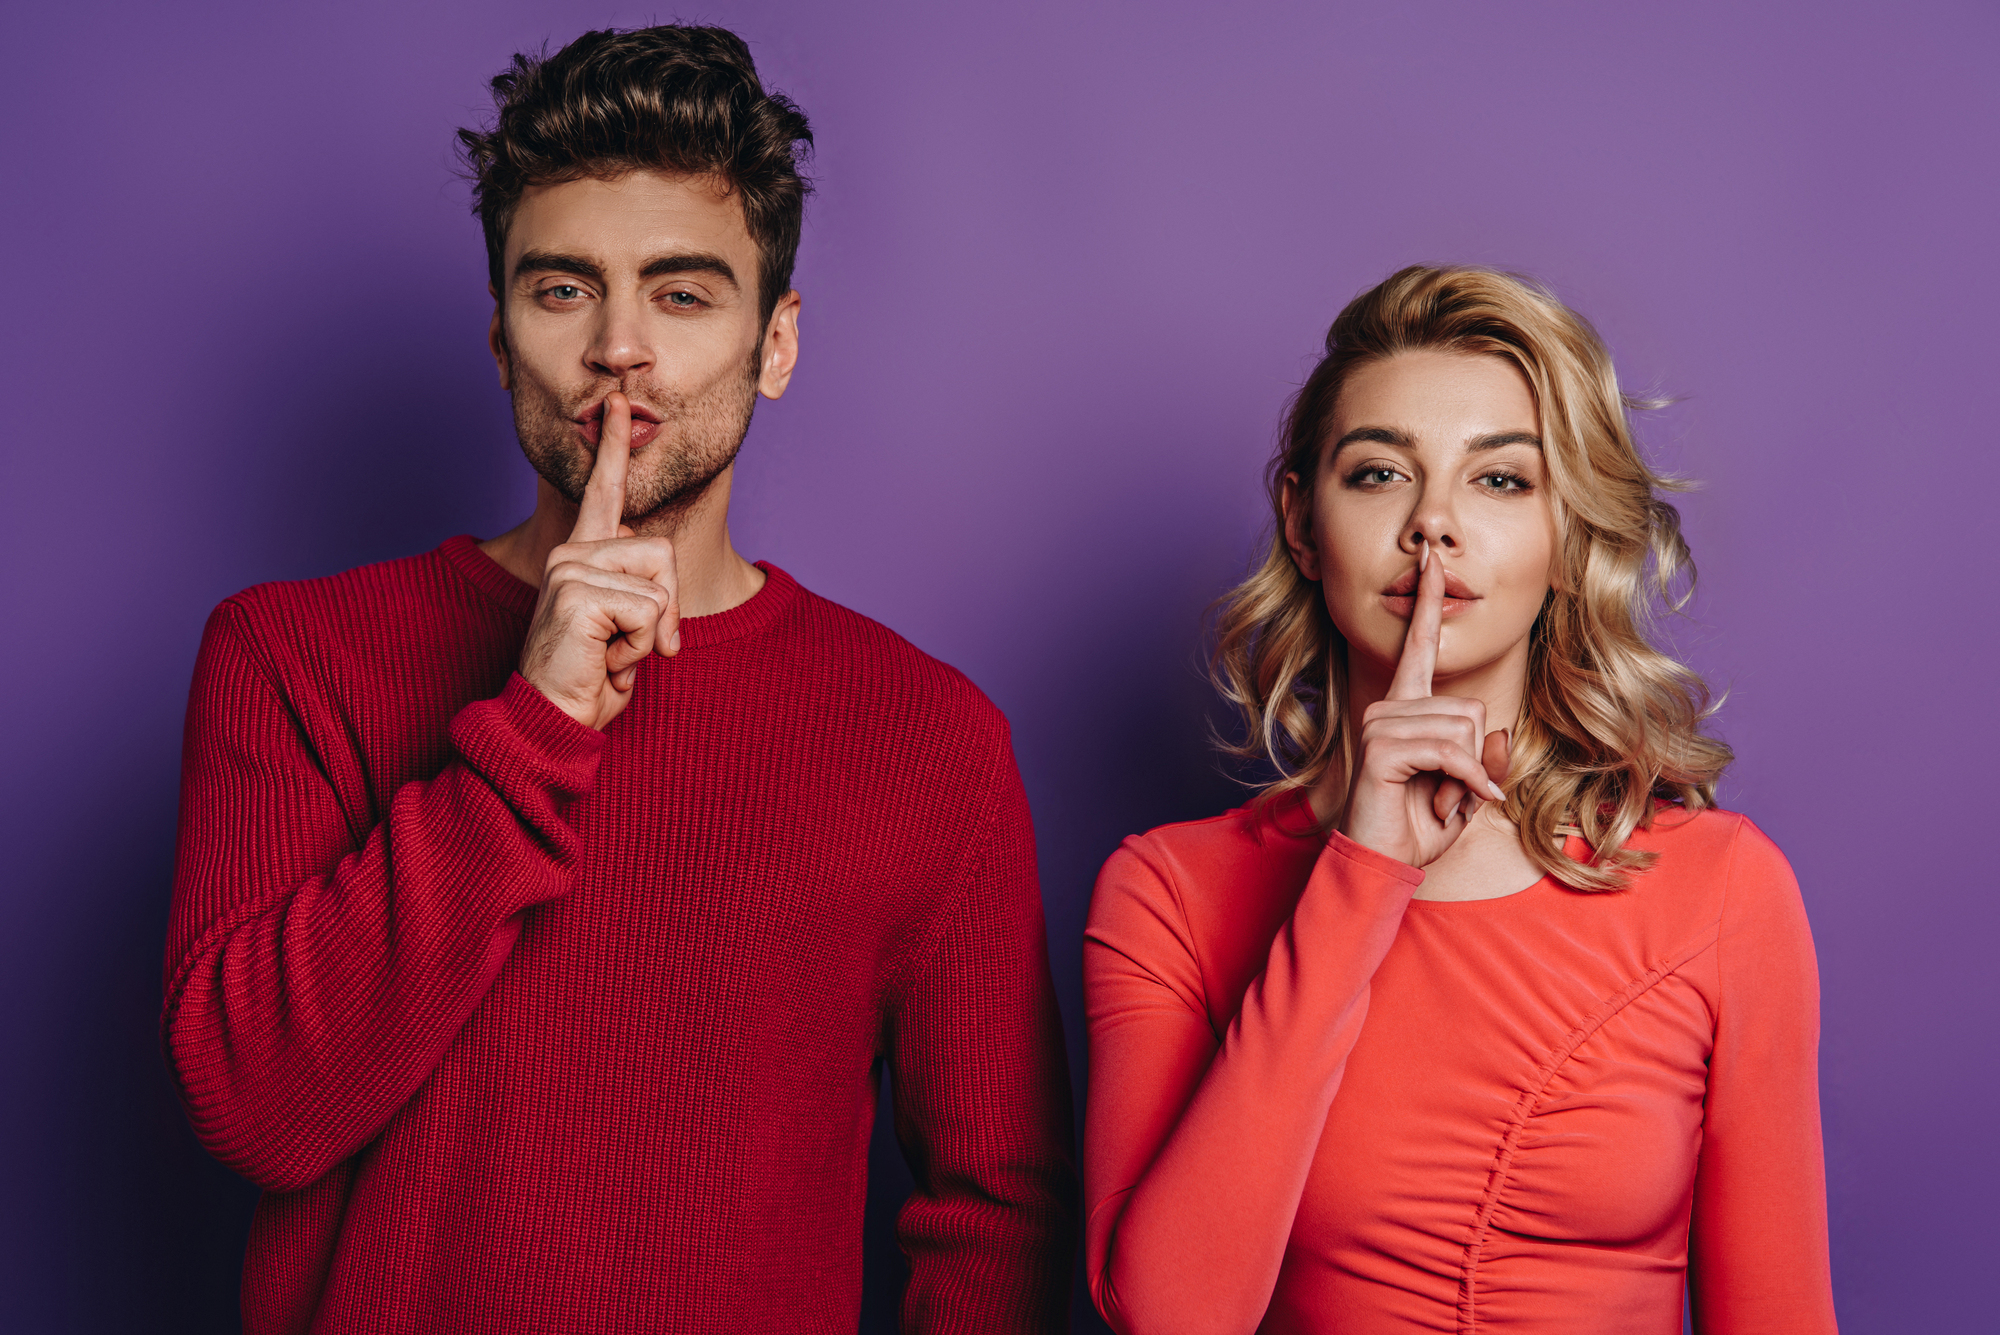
left=479, top=466, right=766, bottom=618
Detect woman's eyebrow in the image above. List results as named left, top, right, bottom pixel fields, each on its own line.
left=1332, top=426, right=1416, bottom=451
left=1468, top=431, right=1542, bottom=451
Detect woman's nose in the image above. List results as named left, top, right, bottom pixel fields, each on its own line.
left=1402, top=489, right=1461, bottom=554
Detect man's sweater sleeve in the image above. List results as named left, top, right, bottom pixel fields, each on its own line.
left=162, top=599, right=604, bottom=1193
left=886, top=736, right=1079, bottom=1334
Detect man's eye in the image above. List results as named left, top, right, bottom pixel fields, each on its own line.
left=664, top=292, right=700, bottom=308
left=544, top=285, right=583, bottom=301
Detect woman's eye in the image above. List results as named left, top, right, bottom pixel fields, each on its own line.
left=1477, top=471, right=1531, bottom=492
left=1349, top=467, right=1405, bottom=487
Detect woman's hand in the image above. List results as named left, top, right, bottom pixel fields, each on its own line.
left=1335, top=541, right=1510, bottom=867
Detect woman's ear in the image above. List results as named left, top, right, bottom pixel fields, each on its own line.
left=1280, top=470, right=1322, bottom=581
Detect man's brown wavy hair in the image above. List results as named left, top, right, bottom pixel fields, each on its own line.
left=1211, top=265, right=1732, bottom=890
left=457, top=25, right=813, bottom=324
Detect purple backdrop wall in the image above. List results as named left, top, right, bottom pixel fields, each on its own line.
left=2, top=1, right=1993, bottom=1329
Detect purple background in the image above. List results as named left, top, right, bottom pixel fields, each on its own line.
left=2, top=1, right=1993, bottom=1329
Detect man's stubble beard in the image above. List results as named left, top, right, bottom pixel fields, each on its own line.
left=512, top=352, right=759, bottom=532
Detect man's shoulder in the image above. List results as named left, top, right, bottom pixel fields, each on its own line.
left=771, top=572, right=1010, bottom=747
left=209, top=537, right=513, bottom=667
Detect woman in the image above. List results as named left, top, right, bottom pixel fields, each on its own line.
left=1084, top=266, right=1836, bottom=1334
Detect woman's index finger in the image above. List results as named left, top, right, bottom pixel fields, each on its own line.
left=570, top=392, right=632, bottom=543
left=1387, top=541, right=1443, bottom=701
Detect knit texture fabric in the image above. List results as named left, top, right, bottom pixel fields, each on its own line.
left=165, top=536, right=1077, bottom=1335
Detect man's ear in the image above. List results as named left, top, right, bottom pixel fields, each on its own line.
left=1280, top=469, right=1322, bottom=581
left=487, top=284, right=511, bottom=391
left=756, top=290, right=802, bottom=400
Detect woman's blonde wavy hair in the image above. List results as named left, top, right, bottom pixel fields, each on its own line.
left=1211, top=265, right=1731, bottom=890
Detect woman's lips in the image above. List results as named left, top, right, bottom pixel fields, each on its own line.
left=1380, top=593, right=1480, bottom=619
left=1379, top=566, right=1480, bottom=618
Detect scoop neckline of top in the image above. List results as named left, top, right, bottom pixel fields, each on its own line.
left=1263, top=787, right=1567, bottom=910
left=437, top=533, right=800, bottom=651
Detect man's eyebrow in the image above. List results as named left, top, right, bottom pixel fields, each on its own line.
left=639, top=252, right=738, bottom=287
left=512, top=251, right=604, bottom=284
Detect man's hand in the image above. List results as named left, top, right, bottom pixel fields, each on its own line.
left=518, top=392, right=680, bottom=730
left=1337, top=540, right=1510, bottom=867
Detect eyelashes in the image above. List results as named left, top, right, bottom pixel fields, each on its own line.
left=1340, top=464, right=1535, bottom=494
left=1475, top=470, right=1534, bottom=493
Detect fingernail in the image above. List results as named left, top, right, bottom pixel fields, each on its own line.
left=668, top=630, right=681, bottom=654
left=1420, top=539, right=1430, bottom=573
left=1488, top=780, right=1506, bottom=801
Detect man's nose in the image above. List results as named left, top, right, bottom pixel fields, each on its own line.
left=584, top=295, right=654, bottom=378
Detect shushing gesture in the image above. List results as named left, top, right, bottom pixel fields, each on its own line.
left=518, top=392, right=680, bottom=730
left=1338, top=541, right=1510, bottom=867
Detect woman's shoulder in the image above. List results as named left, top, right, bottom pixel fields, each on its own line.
left=1093, top=790, right=1327, bottom=932
left=1623, top=805, right=1806, bottom=925
left=1630, top=804, right=1793, bottom=876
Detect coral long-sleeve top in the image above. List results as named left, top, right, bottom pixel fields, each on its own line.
left=1084, top=790, right=1835, bottom=1334
left=165, top=537, right=1076, bottom=1334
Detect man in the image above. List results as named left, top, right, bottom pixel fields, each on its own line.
left=165, top=25, right=1076, bottom=1333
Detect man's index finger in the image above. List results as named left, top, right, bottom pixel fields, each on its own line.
left=571, top=391, right=632, bottom=543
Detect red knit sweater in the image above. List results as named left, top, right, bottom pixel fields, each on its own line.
left=165, top=535, right=1077, bottom=1334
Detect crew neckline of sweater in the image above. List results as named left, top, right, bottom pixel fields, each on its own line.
left=437, top=533, right=801, bottom=650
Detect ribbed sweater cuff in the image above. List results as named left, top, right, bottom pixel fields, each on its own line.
left=450, top=674, right=607, bottom=801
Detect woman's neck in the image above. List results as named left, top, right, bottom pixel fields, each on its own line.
left=1342, top=636, right=1533, bottom=746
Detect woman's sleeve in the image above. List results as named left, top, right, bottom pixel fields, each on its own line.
left=1688, top=818, right=1839, bottom=1333
left=1083, top=829, right=1419, bottom=1335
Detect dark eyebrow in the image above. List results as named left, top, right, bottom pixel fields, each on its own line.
left=640, top=252, right=738, bottom=288
left=511, top=251, right=604, bottom=284
left=509, top=251, right=739, bottom=290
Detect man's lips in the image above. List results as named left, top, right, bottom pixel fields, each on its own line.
left=574, top=400, right=664, bottom=449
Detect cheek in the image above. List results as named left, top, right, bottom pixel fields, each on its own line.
left=1471, top=506, right=1557, bottom=631
left=1311, top=499, right=1404, bottom=650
